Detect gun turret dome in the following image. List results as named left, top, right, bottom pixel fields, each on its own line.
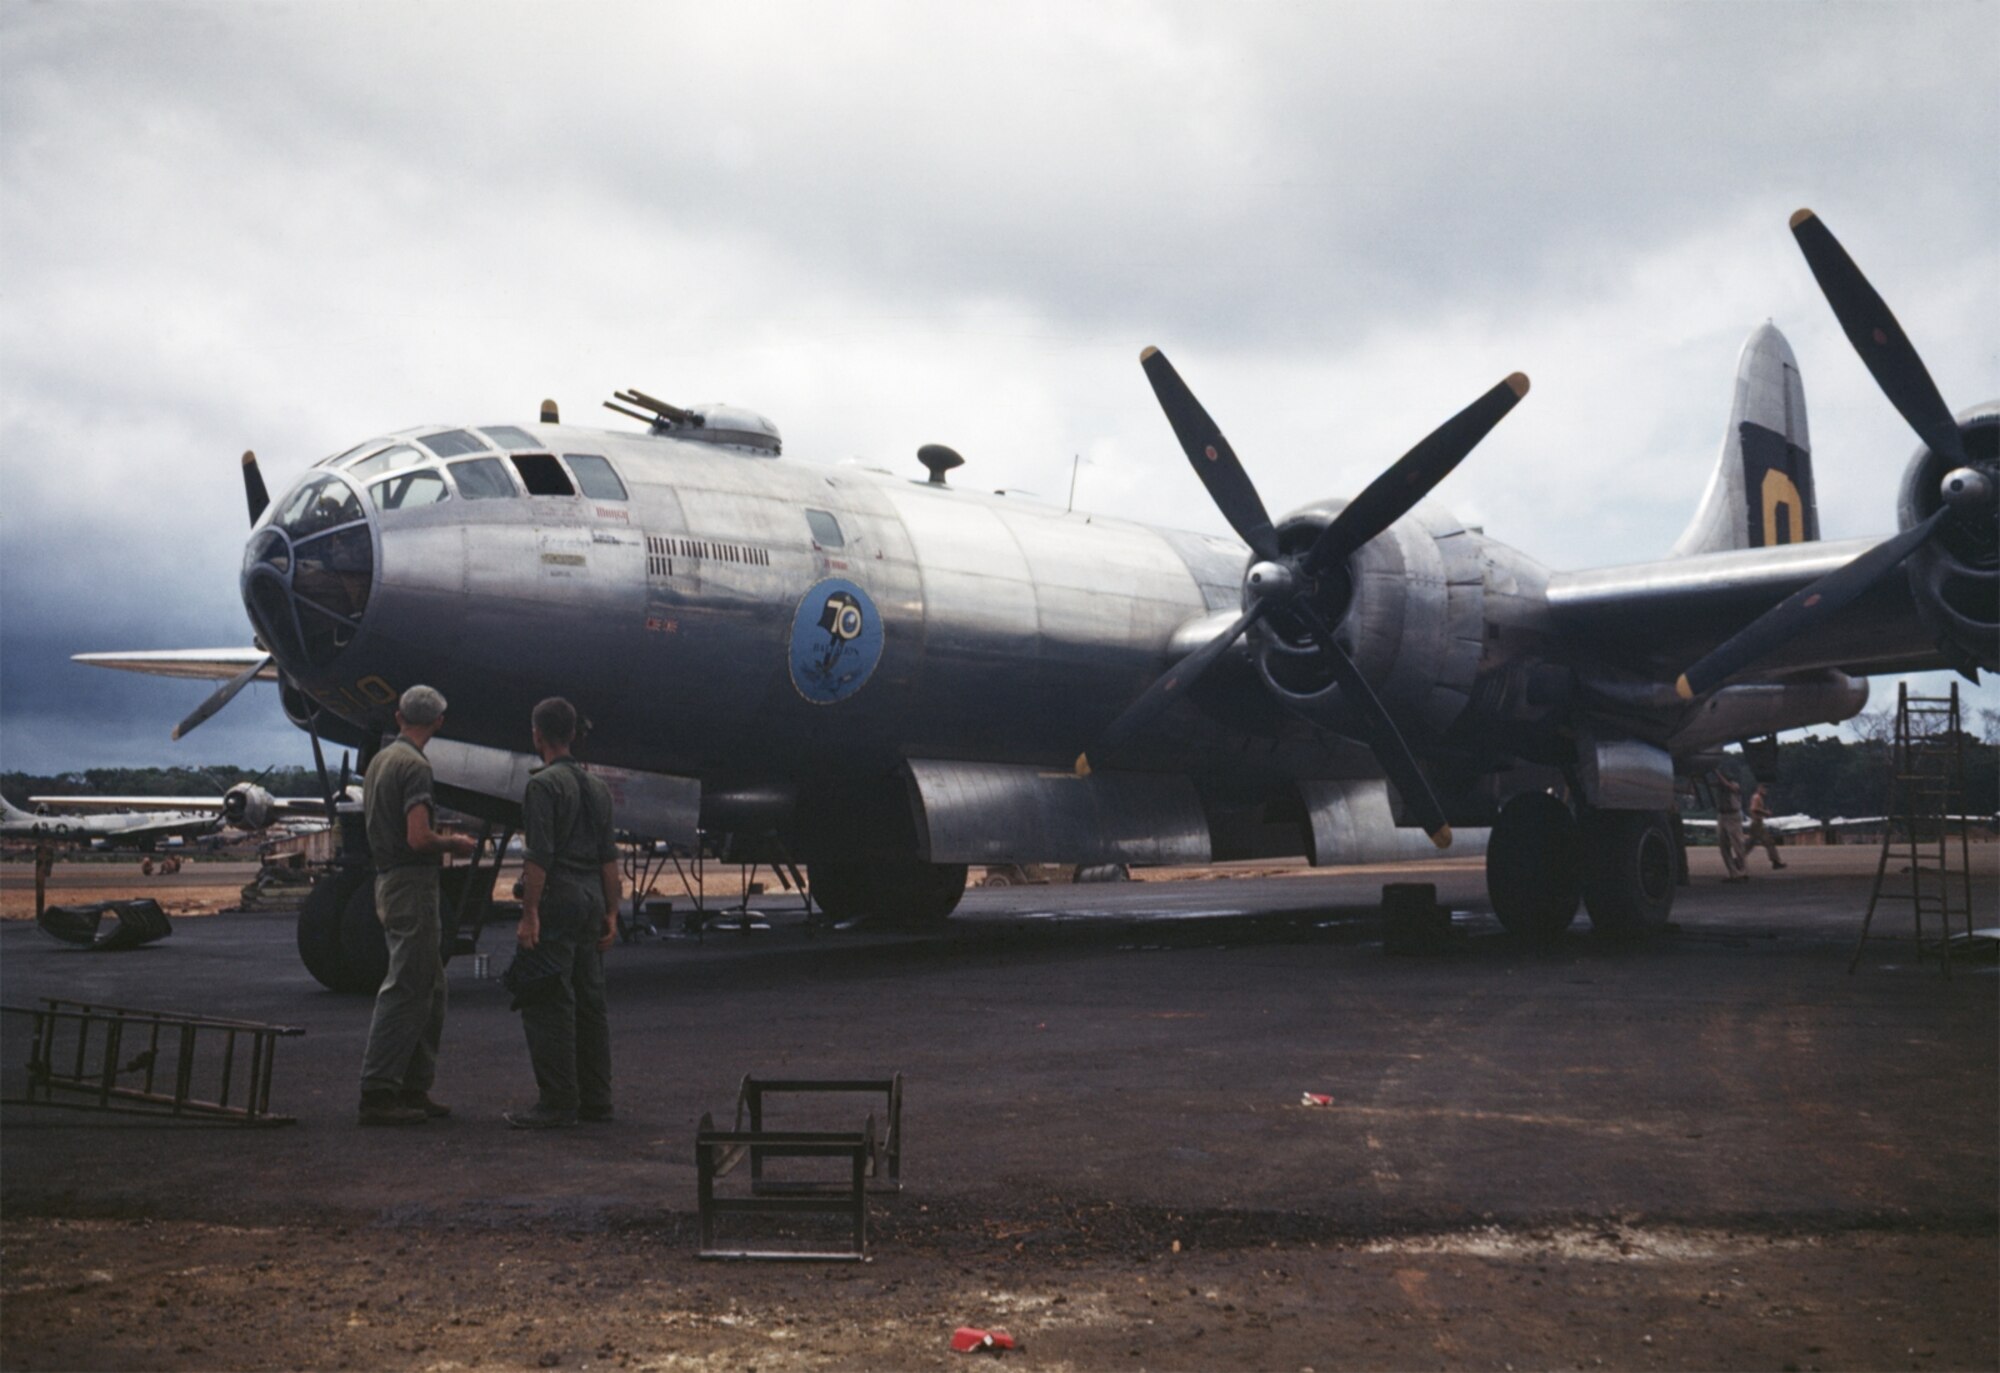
left=604, top=389, right=782, bottom=456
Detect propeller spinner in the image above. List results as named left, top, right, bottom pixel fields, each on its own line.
left=1675, top=211, right=1995, bottom=699
left=1077, top=349, right=1530, bottom=848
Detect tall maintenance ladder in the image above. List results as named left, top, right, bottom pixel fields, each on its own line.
left=1851, top=681, right=1977, bottom=976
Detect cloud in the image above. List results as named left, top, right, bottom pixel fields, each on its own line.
left=2, top=1, right=1994, bottom=770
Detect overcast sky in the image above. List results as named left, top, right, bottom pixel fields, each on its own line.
left=2, top=1, right=1994, bottom=775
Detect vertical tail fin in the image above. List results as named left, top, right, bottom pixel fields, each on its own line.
left=1672, top=322, right=1820, bottom=556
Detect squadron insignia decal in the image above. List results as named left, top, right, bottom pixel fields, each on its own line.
left=788, top=578, right=884, bottom=704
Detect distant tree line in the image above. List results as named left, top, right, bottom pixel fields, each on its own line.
left=2, top=766, right=327, bottom=806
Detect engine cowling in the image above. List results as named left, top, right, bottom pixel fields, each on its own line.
left=221, top=782, right=277, bottom=831
left=1251, top=502, right=1484, bottom=743
left=1899, top=405, right=1999, bottom=676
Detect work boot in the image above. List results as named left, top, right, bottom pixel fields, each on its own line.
left=399, top=1090, right=451, bottom=1119
left=359, top=1091, right=428, bottom=1127
left=578, top=1103, right=614, bottom=1123
left=505, top=1105, right=577, bottom=1130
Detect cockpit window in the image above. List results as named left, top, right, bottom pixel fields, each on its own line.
left=805, top=509, right=845, bottom=547
left=511, top=453, right=575, bottom=496
left=370, top=469, right=449, bottom=511
left=245, top=472, right=374, bottom=673
left=448, top=456, right=518, bottom=500
left=277, top=474, right=365, bottom=538
left=321, top=440, right=381, bottom=468
left=565, top=453, right=627, bottom=500
left=480, top=426, right=543, bottom=450
left=346, top=445, right=423, bottom=481
left=419, top=429, right=488, bottom=458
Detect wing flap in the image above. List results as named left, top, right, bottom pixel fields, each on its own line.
left=1549, top=538, right=1945, bottom=678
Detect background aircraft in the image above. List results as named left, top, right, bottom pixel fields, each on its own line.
left=4, top=774, right=345, bottom=850
left=25, top=777, right=345, bottom=834
left=1, top=795, right=222, bottom=850
left=82, top=213, right=1996, bottom=991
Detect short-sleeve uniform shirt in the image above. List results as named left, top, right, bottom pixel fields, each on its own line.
left=365, top=735, right=439, bottom=872
left=523, top=757, right=618, bottom=877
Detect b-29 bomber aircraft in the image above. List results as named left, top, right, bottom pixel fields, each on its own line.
left=83, top=211, right=1997, bottom=992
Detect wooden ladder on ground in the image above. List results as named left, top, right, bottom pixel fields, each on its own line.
left=1851, top=681, right=1977, bottom=976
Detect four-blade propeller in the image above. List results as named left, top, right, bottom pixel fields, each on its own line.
left=1675, top=210, right=1988, bottom=699
left=1079, top=349, right=1529, bottom=848
left=175, top=449, right=277, bottom=739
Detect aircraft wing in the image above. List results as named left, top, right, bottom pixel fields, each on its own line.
left=72, top=648, right=275, bottom=683
left=99, top=813, right=223, bottom=843
left=29, top=794, right=333, bottom=818
left=31, top=795, right=226, bottom=813
left=1548, top=539, right=1951, bottom=681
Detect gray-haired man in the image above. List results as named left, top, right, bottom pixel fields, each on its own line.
left=359, top=685, right=477, bottom=1126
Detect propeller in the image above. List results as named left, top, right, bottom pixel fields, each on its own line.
left=172, top=654, right=274, bottom=740
left=1675, top=210, right=1988, bottom=699
left=174, top=450, right=276, bottom=739
left=243, top=450, right=270, bottom=524
left=1078, top=348, right=1529, bottom=848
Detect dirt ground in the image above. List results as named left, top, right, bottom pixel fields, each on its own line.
left=3, top=846, right=1994, bottom=1371
left=5, top=1214, right=1992, bottom=1372
left=0, top=854, right=1354, bottom=923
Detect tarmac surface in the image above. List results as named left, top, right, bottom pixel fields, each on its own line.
left=2, top=845, right=1995, bottom=1370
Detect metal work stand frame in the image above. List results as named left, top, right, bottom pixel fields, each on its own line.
left=2, top=998, right=304, bottom=1125
left=695, top=1113, right=875, bottom=1261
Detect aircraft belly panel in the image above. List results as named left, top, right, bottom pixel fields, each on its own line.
left=907, top=758, right=1210, bottom=865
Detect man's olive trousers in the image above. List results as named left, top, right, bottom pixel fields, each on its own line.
left=360, top=866, right=446, bottom=1097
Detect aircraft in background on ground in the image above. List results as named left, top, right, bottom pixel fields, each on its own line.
left=4, top=777, right=349, bottom=851
left=79, top=210, right=1996, bottom=990
left=1, top=794, right=224, bottom=850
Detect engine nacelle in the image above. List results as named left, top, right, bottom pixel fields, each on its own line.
left=1900, top=405, right=1999, bottom=676
left=221, top=782, right=276, bottom=831
left=1251, top=502, right=1485, bottom=742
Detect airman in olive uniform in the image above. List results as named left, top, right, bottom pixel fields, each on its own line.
left=358, top=685, right=476, bottom=1126
left=506, top=697, right=623, bottom=1129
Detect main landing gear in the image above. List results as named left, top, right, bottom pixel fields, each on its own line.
left=806, top=859, right=969, bottom=928
left=1485, top=793, right=1674, bottom=942
left=295, top=864, right=498, bottom=993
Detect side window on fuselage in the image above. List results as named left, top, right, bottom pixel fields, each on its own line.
left=565, top=454, right=627, bottom=501
left=511, top=453, right=575, bottom=496
left=804, top=509, right=845, bottom=548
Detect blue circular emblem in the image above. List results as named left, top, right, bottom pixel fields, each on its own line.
left=788, top=578, right=885, bottom=704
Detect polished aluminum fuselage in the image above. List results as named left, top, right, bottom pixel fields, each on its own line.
left=277, top=425, right=1352, bottom=790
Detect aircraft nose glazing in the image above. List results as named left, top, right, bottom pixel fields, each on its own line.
left=240, top=473, right=376, bottom=675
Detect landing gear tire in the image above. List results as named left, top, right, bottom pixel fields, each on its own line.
left=1581, top=809, right=1676, bottom=938
left=297, top=867, right=372, bottom=993
left=808, top=859, right=969, bottom=927
left=339, top=881, right=390, bottom=995
left=1486, top=791, right=1581, bottom=943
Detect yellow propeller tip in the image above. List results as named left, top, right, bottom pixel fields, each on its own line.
left=1505, top=372, right=1530, bottom=398
left=1432, top=825, right=1453, bottom=850
left=1138, top=346, right=1159, bottom=363
left=1074, top=754, right=1092, bottom=777
left=1675, top=674, right=1695, bottom=701
left=1789, top=208, right=1816, bottom=229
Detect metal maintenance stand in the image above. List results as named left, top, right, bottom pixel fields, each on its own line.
left=1852, top=681, right=1977, bottom=976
